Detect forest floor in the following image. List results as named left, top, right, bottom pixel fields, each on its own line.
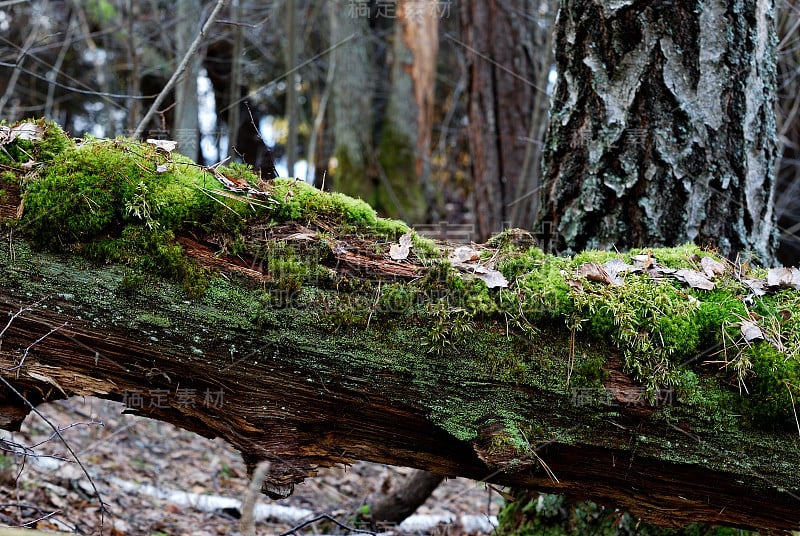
left=0, top=397, right=503, bottom=535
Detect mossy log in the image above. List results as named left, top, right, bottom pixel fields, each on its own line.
left=1, top=121, right=799, bottom=531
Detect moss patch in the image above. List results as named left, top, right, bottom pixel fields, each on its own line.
left=4, top=122, right=800, bottom=433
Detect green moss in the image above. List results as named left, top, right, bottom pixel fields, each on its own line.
left=265, top=178, right=410, bottom=238
left=0, top=119, right=72, bottom=168
left=744, top=343, right=800, bottom=427
left=136, top=313, right=172, bottom=328
left=628, top=242, right=707, bottom=268
left=496, top=490, right=749, bottom=535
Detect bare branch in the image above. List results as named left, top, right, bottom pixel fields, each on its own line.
left=132, top=0, right=229, bottom=140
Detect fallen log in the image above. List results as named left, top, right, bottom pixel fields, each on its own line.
left=0, top=120, right=799, bottom=531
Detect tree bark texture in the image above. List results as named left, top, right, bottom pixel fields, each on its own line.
left=380, top=0, right=440, bottom=224
left=0, top=239, right=798, bottom=531
left=330, top=0, right=376, bottom=197
left=461, top=0, right=544, bottom=241
left=541, top=0, right=778, bottom=263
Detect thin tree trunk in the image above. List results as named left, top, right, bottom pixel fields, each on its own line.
left=368, top=470, right=445, bottom=528
left=460, top=0, right=540, bottom=241
left=173, top=0, right=202, bottom=160
left=540, top=0, right=778, bottom=263
left=329, top=0, right=374, bottom=199
left=285, top=0, right=298, bottom=177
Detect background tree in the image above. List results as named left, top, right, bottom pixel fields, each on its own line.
left=539, top=0, right=778, bottom=264
left=459, top=0, right=555, bottom=241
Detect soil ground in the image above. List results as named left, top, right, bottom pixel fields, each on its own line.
left=0, top=397, right=504, bottom=535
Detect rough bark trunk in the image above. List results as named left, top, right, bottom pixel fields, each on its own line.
left=461, top=0, right=542, bottom=241
left=540, top=0, right=778, bottom=263
left=1, top=124, right=799, bottom=531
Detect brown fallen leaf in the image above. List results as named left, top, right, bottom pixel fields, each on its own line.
left=700, top=256, right=726, bottom=278
left=674, top=268, right=715, bottom=290
left=577, top=262, right=617, bottom=285
left=740, top=320, right=763, bottom=341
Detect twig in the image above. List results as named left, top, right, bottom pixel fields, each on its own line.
left=240, top=460, right=270, bottom=536
left=786, top=382, right=800, bottom=440
left=133, top=0, right=228, bottom=140
left=9, top=321, right=69, bottom=375
left=0, top=302, right=107, bottom=532
left=0, top=374, right=107, bottom=532
left=0, top=0, right=47, bottom=116
left=278, top=513, right=376, bottom=536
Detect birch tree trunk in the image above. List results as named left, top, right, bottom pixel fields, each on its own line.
left=540, top=0, right=778, bottom=263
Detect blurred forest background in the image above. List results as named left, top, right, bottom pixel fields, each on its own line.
left=1, top=0, right=799, bottom=262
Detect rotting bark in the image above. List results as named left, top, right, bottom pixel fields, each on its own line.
left=541, top=0, right=778, bottom=263
left=0, top=230, right=798, bottom=531
left=0, top=125, right=799, bottom=531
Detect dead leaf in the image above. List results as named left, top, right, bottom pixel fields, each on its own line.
left=604, top=258, right=637, bottom=284
left=565, top=278, right=584, bottom=291
left=0, top=122, right=44, bottom=145
left=389, top=243, right=410, bottom=261
left=631, top=253, right=654, bottom=270
left=700, top=256, right=726, bottom=278
left=390, top=232, right=413, bottom=260
left=742, top=278, right=767, bottom=297
left=578, top=262, right=617, bottom=285
left=474, top=266, right=508, bottom=289
left=766, top=267, right=800, bottom=289
left=675, top=269, right=715, bottom=290
left=740, top=320, right=763, bottom=341
left=449, top=246, right=481, bottom=264
left=13, top=121, right=44, bottom=141
left=146, top=138, right=177, bottom=153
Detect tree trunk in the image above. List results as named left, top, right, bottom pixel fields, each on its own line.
left=173, top=0, right=202, bottom=161
left=1, top=123, right=799, bottom=531
left=367, top=470, right=445, bottom=529
left=461, top=0, right=543, bottom=241
left=540, top=0, right=778, bottom=263
left=329, top=0, right=375, bottom=200
left=377, top=0, right=440, bottom=224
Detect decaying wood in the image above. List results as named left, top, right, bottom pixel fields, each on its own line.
left=0, top=219, right=798, bottom=532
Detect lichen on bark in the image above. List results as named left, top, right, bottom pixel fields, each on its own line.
left=541, top=0, right=778, bottom=264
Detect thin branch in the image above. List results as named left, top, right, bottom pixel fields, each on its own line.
left=9, top=321, right=69, bottom=374
left=133, top=0, right=229, bottom=139
left=240, top=460, right=270, bottom=536
left=0, top=0, right=48, bottom=116
left=278, top=513, right=376, bottom=536
left=0, top=368, right=107, bottom=532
